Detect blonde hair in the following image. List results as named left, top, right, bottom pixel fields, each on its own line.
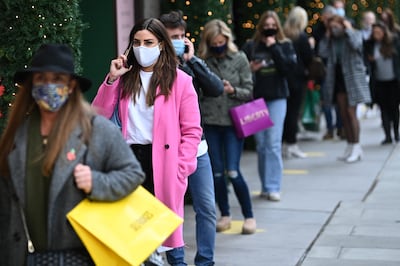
left=283, top=6, right=309, bottom=40
left=198, top=19, right=238, bottom=59
left=253, top=10, right=288, bottom=43
left=0, top=77, right=95, bottom=177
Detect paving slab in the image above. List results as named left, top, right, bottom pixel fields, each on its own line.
left=179, top=113, right=400, bottom=266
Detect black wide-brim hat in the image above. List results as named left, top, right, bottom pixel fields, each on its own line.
left=13, top=43, right=91, bottom=91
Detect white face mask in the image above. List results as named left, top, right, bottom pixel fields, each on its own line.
left=133, top=45, right=160, bottom=67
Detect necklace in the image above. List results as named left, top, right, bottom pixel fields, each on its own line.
left=42, top=136, right=48, bottom=148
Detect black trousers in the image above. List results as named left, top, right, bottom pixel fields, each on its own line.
left=375, top=79, right=400, bottom=140
left=130, top=144, right=154, bottom=194
left=283, top=83, right=306, bottom=144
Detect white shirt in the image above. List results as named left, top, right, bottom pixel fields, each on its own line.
left=126, top=70, right=154, bottom=145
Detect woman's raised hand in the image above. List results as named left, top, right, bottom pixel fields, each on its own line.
left=108, top=54, right=132, bottom=83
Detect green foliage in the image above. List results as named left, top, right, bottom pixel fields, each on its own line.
left=0, top=0, right=88, bottom=132
left=161, top=0, right=233, bottom=46
left=162, top=0, right=400, bottom=49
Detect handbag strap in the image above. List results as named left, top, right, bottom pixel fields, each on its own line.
left=4, top=177, right=36, bottom=253
left=18, top=200, right=35, bottom=253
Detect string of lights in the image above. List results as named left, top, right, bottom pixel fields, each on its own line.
left=162, top=0, right=399, bottom=48
left=0, top=0, right=87, bottom=131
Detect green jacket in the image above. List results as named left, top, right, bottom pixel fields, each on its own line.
left=200, top=51, right=253, bottom=126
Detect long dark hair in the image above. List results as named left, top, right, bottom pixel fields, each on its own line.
left=121, top=18, right=178, bottom=106
left=381, top=8, right=400, bottom=34
left=371, top=21, right=396, bottom=58
left=253, top=11, right=287, bottom=43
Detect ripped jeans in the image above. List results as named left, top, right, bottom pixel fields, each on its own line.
left=204, top=125, right=254, bottom=219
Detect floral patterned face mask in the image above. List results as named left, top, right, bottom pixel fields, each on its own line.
left=32, top=83, right=70, bottom=112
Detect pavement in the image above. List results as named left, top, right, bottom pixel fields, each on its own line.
left=181, top=107, right=400, bottom=266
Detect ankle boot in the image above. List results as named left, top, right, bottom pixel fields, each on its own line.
left=242, top=218, right=256, bottom=234
left=216, top=216, right=231, bottom=232
left=345, top=143, right=363, bottom=163
left=337, top=143, right=353, bottom=161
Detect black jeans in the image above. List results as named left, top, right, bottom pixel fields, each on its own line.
left=375, top=79, right=400, bottom=140
left=130, top=144, right=154, bottom=194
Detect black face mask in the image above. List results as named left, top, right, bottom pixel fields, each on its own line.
left=210, top=43, right=227, bottom=55
left=263, top=28, right=278, bottom=37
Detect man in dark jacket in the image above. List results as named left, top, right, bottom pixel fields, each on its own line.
left=160, top=11, right=224, bottom=266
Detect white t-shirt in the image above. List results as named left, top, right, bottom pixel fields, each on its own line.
left=126, top=70, right=154, bottom=145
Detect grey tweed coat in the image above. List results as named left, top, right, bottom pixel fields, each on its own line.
left=0, top=114, right=145, bottom=266
left=318, top=28, right=371, bottom=106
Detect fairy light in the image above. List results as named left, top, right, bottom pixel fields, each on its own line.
left=1, top=0, right=89, bottom=129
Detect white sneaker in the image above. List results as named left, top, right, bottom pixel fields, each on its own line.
left=287, top=144, right=307, bottom=158
left=260, top=192, right=281, bottom=201
left=268, top=192, right=281, bottom=201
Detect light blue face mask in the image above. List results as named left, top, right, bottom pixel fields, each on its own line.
left=336, top=8, right=345, bottom=17
left=171, top=39, right=185, bottom=56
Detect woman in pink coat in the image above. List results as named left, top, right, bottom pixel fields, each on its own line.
left=92, top=18, right=202, bottom=259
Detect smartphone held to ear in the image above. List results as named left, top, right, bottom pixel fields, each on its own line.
left=184, top=45, right=189, bottom=54
left=124, top=45, right=134, bottom=67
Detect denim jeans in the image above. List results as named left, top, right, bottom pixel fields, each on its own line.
left=166, top=247, right=186, bottom=266
left=322, top=104, right=342, bottom=131
left=254, top=99, right=286, bottom=193
left=204, top=125, right=254, bottom=219
left=166, top=153, right=216, bottom=266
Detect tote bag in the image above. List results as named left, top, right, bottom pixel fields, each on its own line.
left=229, top=98, right=274, bottom=138
left=302, top=88, right=321, bottom=132
left=67, top=186, right=183, bottom=266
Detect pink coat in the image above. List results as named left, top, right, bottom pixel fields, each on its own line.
left=92, top=69, right=202, bottom=247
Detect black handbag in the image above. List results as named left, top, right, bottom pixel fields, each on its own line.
left=26, top=249, right=94, bottom=266
left=308, top=56, right=326, bottom=83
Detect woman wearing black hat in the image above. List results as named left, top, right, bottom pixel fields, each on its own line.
left=0, top=43, right=145, bottom=265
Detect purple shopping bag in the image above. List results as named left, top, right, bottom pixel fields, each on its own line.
left=229, top=98, right=274, bottom=138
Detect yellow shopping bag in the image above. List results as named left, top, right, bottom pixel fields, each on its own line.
left=67, top=186, right=183, bottom=266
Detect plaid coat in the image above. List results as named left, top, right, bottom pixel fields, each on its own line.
left=318, top=28, right=371, bottom=106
